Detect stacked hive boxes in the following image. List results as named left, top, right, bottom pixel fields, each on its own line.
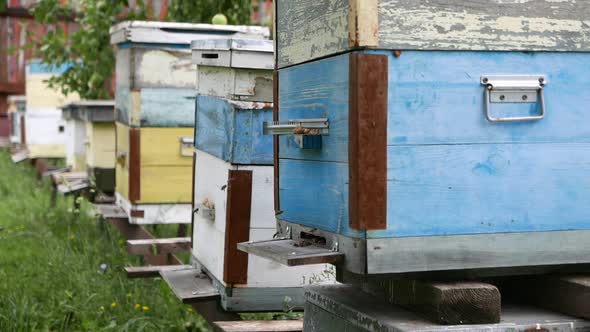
left=110, top=21, right=269, bottom=224
left=60, top=101, right=116, bottom=195
left=241, top=0, right=590, bottom=278
left=191, top=37, right=333, bottom=311
left=7, top=95, right=26, bottom=147
left=25, top=60, right=79, bottom=159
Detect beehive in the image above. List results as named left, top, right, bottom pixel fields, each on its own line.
left=60, top=100, right=116, bottom=194
left=25, top=60, right=79, bottom=159
left=241, top=0, right=590, bottom=277
left=7, top=95, right=26, bottom=146
left=110, top=21, right=269, bottom=224
left=190, top=38, right=332, bottom=311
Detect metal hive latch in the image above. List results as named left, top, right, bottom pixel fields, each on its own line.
left=263, top=118, right=329, bottom=136
left=263, top=118, right=329, bottom=149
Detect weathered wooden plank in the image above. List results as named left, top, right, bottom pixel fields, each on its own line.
left=276, top=0, right=349, bottom=68
left=304, top=285, right=590, bottom=332
left=383, top=51, right=590, bottom=146
left=214, top=320, right=303, bottom=332
left=278, top=53, right=349, bottom=163
left=11, top=150, right=28, bottom=163
left=195, top=96, right=273, bottom=165
left=94, top=204, right=128, bottom=219
left=57, top=180, right=90, bottom=195
left=348, top=0, right=378, bottom=48
left=160, top=268, right=220, bottom=303
left=237, top=239, right=343, bottom=267
left=223, top=170, right=252, bottom=284
left=377, top=280, right=501, bottom=325
left=509, top=275, right=590, bottom=320
left=125, top=265, right=193, bottom=279
left=277, top=0, right=590, bottom=67
left=379, top=0, right=590, bottom=53
left=366, top=230, right=590, bottom=275
left=376, top=143, right=590, bottom=238
left=348, top=53, right=387, bottom=231
left=127, top=237, right=190, bottom=255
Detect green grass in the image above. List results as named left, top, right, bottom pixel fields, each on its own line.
left=0, top=150, right=210, bottom=331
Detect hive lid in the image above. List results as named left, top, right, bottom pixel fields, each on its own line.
left=191, top=38, right=273, bottom=69
left=7, top=95, right=26, bottom=104
left=110, top=20, right=269, bottom=46
left=59, top=100, right=116, bottom=123
left=59, top=100, right=115, bottom=109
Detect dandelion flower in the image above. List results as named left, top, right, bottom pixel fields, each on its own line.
left=142, top=305, right=150, bottom=311
left=134, top=303, right=141, bottom=310
left=111, top=302, right=117, bottom=309
left=187, top=307, right=193, bottom=313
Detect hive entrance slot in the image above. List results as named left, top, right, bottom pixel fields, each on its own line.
left=299, top=232, right=327, bottom=247
left=201, top=53, right=219, bottom=59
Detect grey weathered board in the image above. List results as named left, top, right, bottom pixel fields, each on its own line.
left=160, top=268, right=220, bottom=304
left=94, top=204, right=128, bottom=219
left=127, top=237, right=191, bottom=255
left=125, top=265, right=192, bottom=279
left=304, top=285, right=590, bottom=332
left=213, top=320, right=303, bottom=332
left=276, top=0, right=590, bottom=67
left=57, top=180, right=90, bottom=195
left=11, top=150, right=29, bottom=163
left=237, top=239, right=344, bottom=266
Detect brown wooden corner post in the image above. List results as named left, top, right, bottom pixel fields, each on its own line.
left=348, top=53, right=388, bottom=230
left=128, top=128, right=141, bottom=203
left=223, top=170, right=253, bottom=285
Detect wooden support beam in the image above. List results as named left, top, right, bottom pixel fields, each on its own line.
left=107, top=218, right=183, bottom=266
left=385, top=280, right=501, bottom=325
left=57, top=180, right=90, bottom=195
left=191, top=301, right=241, bottom=325
left=93, top=204, right=127, bottom=219
left=160, top=268, right=219, bottom=303
left=11, top=150, right=28, bottom=163
left=213, top=320, right=303, bottom=332
left=237, top=239, right=344, bottom=267
left=505, top=275, right=590, bottom=320
left=125, top=265, right=193, bottom=279
left=127, top=237, right=191, bottom=255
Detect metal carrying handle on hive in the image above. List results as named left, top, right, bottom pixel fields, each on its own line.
left=481, top=75, right=547, bottom=123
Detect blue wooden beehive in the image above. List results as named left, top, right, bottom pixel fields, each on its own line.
left=240, top=0, right=590, bottom=277
left=190, top=38, right=335, bottom=312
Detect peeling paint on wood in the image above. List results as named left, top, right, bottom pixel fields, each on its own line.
left=276, top=0, right=590, bottom=67
left=277, top=0, right=349, bottom=68
left=379, top=0, right=590, bottom=52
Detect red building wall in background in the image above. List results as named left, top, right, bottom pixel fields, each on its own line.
left=0, top=0, right=78, bottom=137
left=0, top=0, right=267, bottom=138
